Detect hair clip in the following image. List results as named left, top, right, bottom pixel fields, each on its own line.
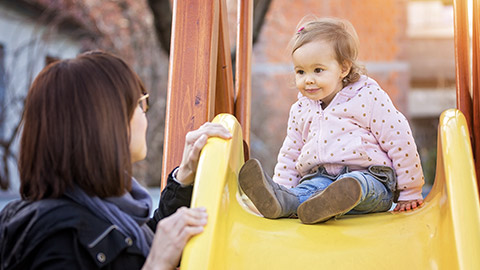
left=297, top=26, right=305, bottom=33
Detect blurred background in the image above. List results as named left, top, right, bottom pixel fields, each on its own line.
left=0, top=0, right=460, bottom=207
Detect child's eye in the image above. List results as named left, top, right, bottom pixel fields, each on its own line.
left=314, top=68, right=324, bottom=73
left=296, top=70, right=304, bottom=75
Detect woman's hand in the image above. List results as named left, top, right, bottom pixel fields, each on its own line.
left=176, top=122, right=231, bottom=186
left=143, top=207, right=208, bottom=270
left=393, top=199, right=424, bottom=212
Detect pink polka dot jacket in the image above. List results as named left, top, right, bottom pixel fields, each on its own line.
left=272, top=76, right=425, bottom=201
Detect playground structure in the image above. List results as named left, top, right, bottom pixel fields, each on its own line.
left=161, top=0, right=480, bottom=269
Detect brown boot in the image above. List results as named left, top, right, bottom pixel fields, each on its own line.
left=297, top=177, right=362, bottom=224
left=238, top=159, right=299, bottom=218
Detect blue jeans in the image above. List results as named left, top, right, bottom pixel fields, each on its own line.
left=289, top=167, right=394, bottom=215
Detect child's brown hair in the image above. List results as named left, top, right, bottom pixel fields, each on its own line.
left=290, top=17, right=366, bottom=87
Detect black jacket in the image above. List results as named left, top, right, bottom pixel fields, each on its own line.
left=0, top=172, right=193, bottom=270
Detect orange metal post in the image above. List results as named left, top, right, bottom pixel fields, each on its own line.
left=453, top=0, right=473, bottom=132
left=472, top=0, right=480, bottom=189
left=234, top=0, right=253, bottom=159
left=161, top=0, right=219, bottom=187
left=215, top=0, right=235, bottom=115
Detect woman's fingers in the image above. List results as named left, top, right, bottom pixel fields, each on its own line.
left=169, top=207, right=208, bottom=234
left=174, top=207, right=208, bottom=228
left=177, top=224, right=206, bottom=246
left=177, top=135, right=208, bottom=184
left=157, top=207, right=207, bottom=232
left=171, top=208, right=207, bottom=247
left=154, top=207, right=208, bottom=251
left=188, top=135, right=208, bottom=163
left=198, top=122, right=231, bottom=137
left=185, top=123, right=231, bottom=144
left=146, top=207, right=208, bottom=269
left=177, top=123, right=231, bottom=185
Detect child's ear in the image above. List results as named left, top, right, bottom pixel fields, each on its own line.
left=341, top=61, right=353, bottom=78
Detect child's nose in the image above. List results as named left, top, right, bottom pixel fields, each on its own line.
left=305, top=76, right=315, bottom=84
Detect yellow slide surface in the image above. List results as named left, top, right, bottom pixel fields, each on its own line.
left=180, top=109, right=480, bottom=269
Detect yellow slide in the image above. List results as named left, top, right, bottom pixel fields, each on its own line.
left=180, top=109, right=480, bottom=269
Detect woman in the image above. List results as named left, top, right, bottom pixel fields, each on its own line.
left=0, top=51, right=231, bottom=269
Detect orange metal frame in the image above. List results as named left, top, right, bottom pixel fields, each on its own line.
left=161, top=0, right=252, bottom=187
left=162, top=0, right=479, bottom=193
left=453, top=0, right=480, bottom=193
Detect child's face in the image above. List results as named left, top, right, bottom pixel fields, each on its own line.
left=292, top=40, right=350, bottom=106
left=129, top=104, right=148, bottom=163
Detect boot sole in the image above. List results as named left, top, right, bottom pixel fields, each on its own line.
left=297, top=177, right=361, bottom=224
left=238, top=159, right=282, bottom=218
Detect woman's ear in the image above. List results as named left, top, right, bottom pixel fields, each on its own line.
left=341, top=61, right=353, bottom=78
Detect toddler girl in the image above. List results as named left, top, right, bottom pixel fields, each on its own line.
left=239, top=17, right=424, bottom=224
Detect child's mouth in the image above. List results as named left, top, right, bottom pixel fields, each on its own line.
left=305, top=88, right=320, bottom=93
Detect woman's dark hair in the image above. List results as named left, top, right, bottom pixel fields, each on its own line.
left=20, top=51, right=147, bottom=200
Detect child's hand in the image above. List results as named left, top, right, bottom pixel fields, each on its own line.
left=393, top=199, right=424, bottom=212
